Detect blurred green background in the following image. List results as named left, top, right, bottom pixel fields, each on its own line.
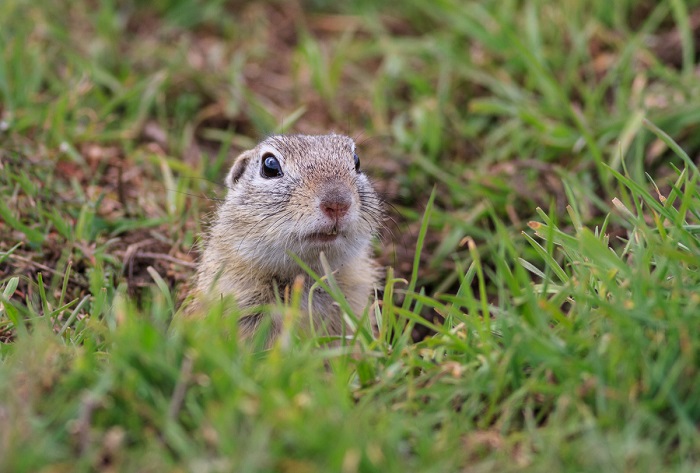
left=1, top=1, right=700, bottom=471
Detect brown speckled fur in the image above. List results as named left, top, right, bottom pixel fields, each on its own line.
left=189, top=134, right=383, bottom=344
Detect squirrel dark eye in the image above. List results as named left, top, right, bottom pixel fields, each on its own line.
left=353, top=153, right=360, bottom=173
left=261, top=153, right=283, bottom=178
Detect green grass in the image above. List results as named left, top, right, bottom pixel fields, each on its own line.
left=2, top=0, right=700, bottom=471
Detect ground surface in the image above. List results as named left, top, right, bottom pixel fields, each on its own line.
left=1, top=0, right=700, bottom=471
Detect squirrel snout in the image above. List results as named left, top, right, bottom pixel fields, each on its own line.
left=321, top=200, right=350, bottom=220
left=319, top=187, right=352, bottom=220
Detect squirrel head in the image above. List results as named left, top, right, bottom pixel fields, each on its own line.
left=215, top=134, right=383, bottom=277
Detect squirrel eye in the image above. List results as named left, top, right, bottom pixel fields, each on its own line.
left=353, top=153, right=360, bottom=173
left=261, top=153, right=283, bottom=178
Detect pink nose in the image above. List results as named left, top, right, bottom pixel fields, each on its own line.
left=320, top=199, right=350, bottom=220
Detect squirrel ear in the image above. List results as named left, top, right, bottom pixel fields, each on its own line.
left=225, top=150, right=255, bottom=188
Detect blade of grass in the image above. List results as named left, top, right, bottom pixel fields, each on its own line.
left=402, top=186, right=436, bottom=312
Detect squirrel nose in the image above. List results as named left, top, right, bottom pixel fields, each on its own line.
left=320, top=187, right=351, bottom=220
left=321, top=200, right=350, bottom=219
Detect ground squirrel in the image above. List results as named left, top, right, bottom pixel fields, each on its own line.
left=192, top=134, right=383, bottom=343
